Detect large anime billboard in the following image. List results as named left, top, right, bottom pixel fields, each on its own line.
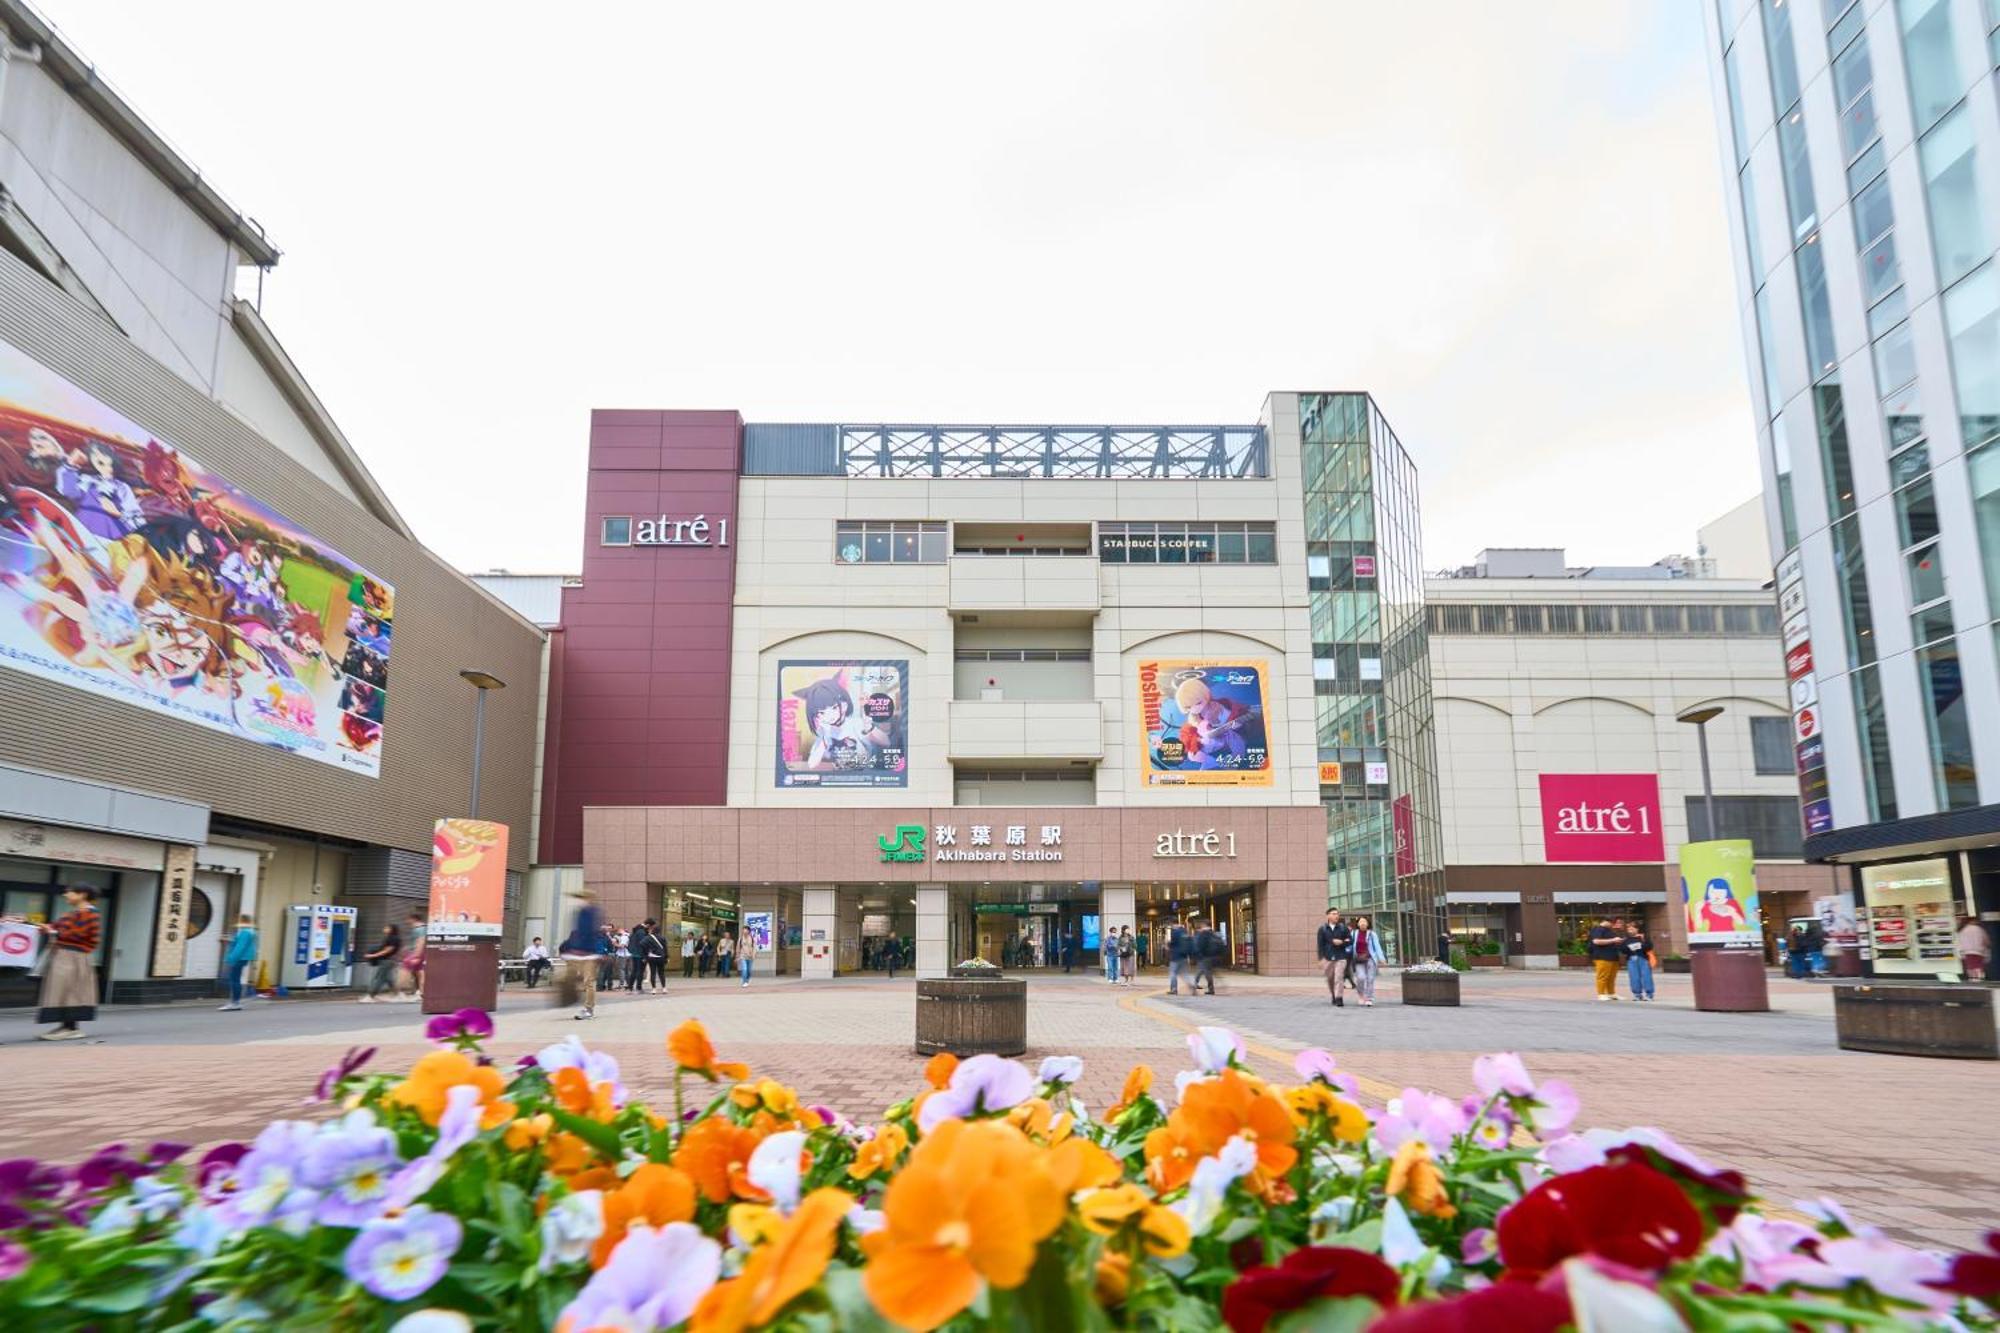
left=0, top=338, right=394, bottom=775
left=1138, top=659, right=1273, bottom=786
left=775, top=660, right=909, bottom=788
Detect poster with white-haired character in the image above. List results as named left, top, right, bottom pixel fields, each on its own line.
left=1138, top=660, right=1272, bottom=786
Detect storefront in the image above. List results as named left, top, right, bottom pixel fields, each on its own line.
left=585, top=804, right=1327, bottom=977
left=1858, top=857, right=1963, bottom=978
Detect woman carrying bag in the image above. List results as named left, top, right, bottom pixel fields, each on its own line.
left=1349, top=915, right=1380, bottom=1008
left=36, top=886, right=102, bottom=1040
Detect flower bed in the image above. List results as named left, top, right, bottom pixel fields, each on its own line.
left=2, top=1009, right=1995, bottom=1331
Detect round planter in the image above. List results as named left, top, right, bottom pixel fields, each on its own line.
left=1833, top=982, right=1996, bottom=1060
left=915, top=976, right=1027, bottom=1056
left=1401, top=970, right=1461, bottom=1007
left=1690, top=948, right=1771, bottom=1012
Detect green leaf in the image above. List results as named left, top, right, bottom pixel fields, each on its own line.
left=74, top=1276, right=156, bottom=1315
left=548, top=1107, right=625, bottom=1161
left=819, top=1265, right=898, bottom=1333
left=1267, top=1295, right=1383, bottom=1333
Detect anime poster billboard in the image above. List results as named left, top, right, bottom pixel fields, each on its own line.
left=1138, top=659, right=1273, bottom=786
left=0, top=339, right=394, bottom=775
left=1680, top=839, right=1763, bottom=947
left=427, top=819, right=508, bottom=939
left=775, top=660, right=909, bottom=788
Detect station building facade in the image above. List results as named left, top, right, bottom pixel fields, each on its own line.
left=542, top=395, right=1446, bottom=977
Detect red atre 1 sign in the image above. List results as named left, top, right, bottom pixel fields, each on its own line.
left=1538, top=774, right=1665, bottom=863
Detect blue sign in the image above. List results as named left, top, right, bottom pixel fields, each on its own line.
left=1802, top=799, right=1834, bottom=836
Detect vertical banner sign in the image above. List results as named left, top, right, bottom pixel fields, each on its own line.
left=150, top=843, right=196, bottom=976
left=1776, top=554, right=1830, bottom=836
left=744, top=911, right=774, bottom=953
left=1393, top=794, right=1417, bottom=876
left=428, top=819, right=508, bottom=937
left=1680, top=839, right=1763, bottom=946
left=1138, top=660, right=1273, bottom=786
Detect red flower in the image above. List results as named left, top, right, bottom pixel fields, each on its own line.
left=1497, top=1162, right=1703, bottom=1277
left=1928, top=1230, right=2000, bottom=1303
left=1370, top=1279, right=1572, bottom=1333
left=1604, top=1142, right=1748, bottom=1230
left=1221, top=1246, right=1400, bottom=1333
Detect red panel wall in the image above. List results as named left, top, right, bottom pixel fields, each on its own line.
left=540, top=410, right=741, bottom=862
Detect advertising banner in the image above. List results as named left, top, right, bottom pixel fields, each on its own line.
left=775, top=660, right=909, bottom=787
left=1138, top=659, right=1272, bottom=786
left=1393, top=794, right=1417, bottom=877
left=1680, top=839, right=1763, bottom=946
left=743, top=911, right=774, bottom=953
left=1814, top=894, right=1860, bottom=956
left=0, top=339, right=395, bottom=775
left=1537, top=774, right=1664, bottom=862
left=427, top=819, right=508, bottom=938
left=0, top=921, right=40, bottom=969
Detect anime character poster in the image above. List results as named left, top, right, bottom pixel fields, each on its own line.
left=1138, top=660, right=1272, bottom=786
left=427, top=819, right=508, bottom=939
left=775, top=660, right=908, bottom=788
left=0, top=338, right=394, bottom=775
left=1680, top=839, right=1763, bottom=947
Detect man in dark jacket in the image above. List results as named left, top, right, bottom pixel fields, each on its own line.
left=1192, top=920, right=1221, bottom=995
left=1167, top=921, right=1193, bottom=995
left=1316, top=908, right=1353, bottom=1007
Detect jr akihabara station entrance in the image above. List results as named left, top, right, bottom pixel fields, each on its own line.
left=581, top=806, right=1330, bottom=978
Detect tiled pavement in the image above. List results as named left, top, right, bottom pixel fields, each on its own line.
left=1, top=969, right=1992, bottom=1252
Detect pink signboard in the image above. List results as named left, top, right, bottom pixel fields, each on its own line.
left=1537, top=773, right=1665, bottom=863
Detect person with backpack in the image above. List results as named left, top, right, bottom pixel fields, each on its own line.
left=1349, top=915, right=1381, bottom=1007
left=1192, top=919, right=1222, bottom=995
left=1166, top=919, right=1193, bottom=995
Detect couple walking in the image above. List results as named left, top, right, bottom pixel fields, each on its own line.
left=1315, top=907, right=1382, bottom=1007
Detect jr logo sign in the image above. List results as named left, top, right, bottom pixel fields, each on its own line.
left=878, top=825, right=926, bottom=863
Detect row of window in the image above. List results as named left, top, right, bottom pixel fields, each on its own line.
left=1097, top=522, right=1278, bottom=565
left=952, top=649, right=1091, bottom=662
left=1427, top=603, right=1782, bottom=636
left=953, top=768, right=1094, bottom=783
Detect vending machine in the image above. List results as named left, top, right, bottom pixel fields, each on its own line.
left=282, top=904, right=359, bottom=988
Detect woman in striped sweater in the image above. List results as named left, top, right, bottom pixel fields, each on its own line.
left=37, top=886, right=102, bottom=1041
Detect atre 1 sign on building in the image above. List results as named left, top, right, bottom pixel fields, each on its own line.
left=1537, top=774, right=1666, bottom=863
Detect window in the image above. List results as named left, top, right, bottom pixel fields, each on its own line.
left=1833, top=515, right=1877, bottom=668
left=1740, top=166, right=1767, bottom=285
left=1815, top=386, right=1856, bottom=521
left=1547, top=605, right=1579, bottom=633
left=1829, top=0, right=1866, bottom=55
left=1616, top=605, right=1650, bottom=634
left=1913, top=601, right=1956, bottom=646
left=954, top=648, right=1091, bottom=662
left=1907, top=540, right=1948, bottom=606
left=1686, top=604, right=1718, bottom=633
left=600, top=516, right=633, bottom=546
left=1477, top=605, right=1508, bottom=633
left=1853, top=177, right=1901, bottom=303
left=1946, top=265, right=2000, bottom=450
left=1584, top=606, right=1615, bottom=634
left=1770, top=414, right=1799, bottom=548
left=1754, top=288, right=1787, bottom=415
left=835, top=520, right=945, bottom=564
left=1898, top=0, right=1964, bottom=132
left=1099, top=522, right=1276, bottom=564
left=1852, top=665, right=1899, bottom=820
left=1832, top=34, right=1880, bottom=161
left=1873, top=320, right=1919, bottom=400
left=1777, top=110, right=1819, bottom=242
left=1722, top=606, right=1757, bottom=634
left=1920, top=637, right=1980, bottom=809
left=1797, top=234, right=1839, bottom=379
left=1848, top=139, right=1887, bottom=196
left=1722, top=43, right=1754, bottom=169
left=1750, top=716, right=1793, bottom=774
left=1920, top=110, right=1989, bottom=286
left=1684, top=795, right=1805, bottom=857
left=1890, top=440, right=1931, bottom=490
left=1762, top=0, right=1803, bottom=113
left=1972, top=441, right=2000, bottom=618
left=1895, top=475, right=1941, bottom=548
left=1513, top=605, right=1546, bottom=633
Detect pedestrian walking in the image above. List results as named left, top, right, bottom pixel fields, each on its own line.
left=1118, top=926, right=1137, bottom=984
left=645, top=921, right=668, bottom=991
left=559, top=890, right=606, bottom=1020
left=218, top=913, right=258, bottom=1011
left=698, top=935, right=714, bottom=978
left=597, top=926, right=619, bottom=993
left=1349, top=915, right=1379, bottom=1007
left=1316, top=908, right=1352, bottom=1008
left=1437, top=929, right=1452, bottom=965
left=886, top=937, right=903, bottom=979
left=737, top=930, right=753, bottom=986
left=627, top=923, right=650, bottom=992
left=33, top=886, right=101, bottom=1040
left=399, top=911, right=427, bottom=1002
left=1166, top=919, right=1192, bottom=995
left=1193, top=919, right=1221, bottom=995
left=1586, top=916, right=1622, bottom=1001
left=359, top=919, right=402, bottom=1002
left=1061, top=929, right=1075, bottom=973
left=681, top=932, right=696, bottom=978
left=1624, top=921, right=1656, bottom=1001
left=1959, top=916, right=1990, bottom=982
left=1101, top=929, right=1117, bottom=982
left=1785, top=925, right=1811, bottom=979
left=716, top=932, right=733, bottom=981
left=522, top=937, right=551, bottom=987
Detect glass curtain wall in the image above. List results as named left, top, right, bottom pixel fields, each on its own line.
left=1299, top=393, right=1445, bottom=966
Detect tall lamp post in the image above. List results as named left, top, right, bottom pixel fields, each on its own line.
left=1676, top=703, right=1769, bottom=1012
left=424, top=671, right=507, bottom=1016
left=459, top=670, right=506, bottom=818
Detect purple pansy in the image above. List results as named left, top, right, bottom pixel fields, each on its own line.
left=556, top=1222, right=720, bottom=1332
left=300, top=1112, right=405, bottom=1228
left=1472, top=1052, right=1537, bottom=1100
left=314, top=1046, right=377, bottom=1102
left=1293, top=1048, right=1338, bottom=1083
left=1375, top=1088, right=1468, bottom=1155
left=423, top=1007, right=494, bottom=1047
left=1187, top=1026, right=1244, bottom=1073
left=343, top=1205, right=463, bottom=1302
left=917, top=1054, right=1035, bottom=1132
left=0, top=1238, right=27, bottom=1280
left=1037, top=1056, right=1084, bottom=1086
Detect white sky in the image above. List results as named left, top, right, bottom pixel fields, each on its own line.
left=37, top=1, right=1761, bottom=575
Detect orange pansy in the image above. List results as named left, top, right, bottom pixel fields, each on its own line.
left=1143, top=1120, right=1205, bottom=1194
left=848, top=1123, right=910, bottom=1180
left=1043, top=1137, right=1122, bottom=1195
left=551, top=1066, right=619, bottom=1122
left=668, top=1019, right=751, bottom=1082
left=1106, top=1064, right=1155, bottom=1122
left=923, top=1051, right=959, bottom=1089
left=386, top=1050, right=515, bottom=1130
left=1094, top=1250, right=1132, bottom=1306
left=674, top=1115, right=770, bottom=1204
left=505, top=1112, right=553, bottom=1152
left=861, top=1119, right=1066, bottom=1332
left=1386, top=1139, right=1456, bottom=1219
left=1175, top=1069, right=1298, bottom=1185
left=591, top=1163, right=698, bottom=1268
left=692, top=1187, right=851, bottom=1333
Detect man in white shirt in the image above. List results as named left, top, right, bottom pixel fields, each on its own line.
left=522, top=937, right=550, bottom=987
left=681, top=932, right=696, bottom=979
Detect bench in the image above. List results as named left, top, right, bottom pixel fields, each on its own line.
left=498, top=958, right=553, bottom=987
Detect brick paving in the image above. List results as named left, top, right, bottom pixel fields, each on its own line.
left=1, top=969, right=1991, bottom=1252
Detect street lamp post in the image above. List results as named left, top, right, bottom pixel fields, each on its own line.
left=459, top=670, right=506, bottom=819
left=1677, top=704, right=1723, bottom=841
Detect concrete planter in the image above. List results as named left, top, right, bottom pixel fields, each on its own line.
left=1833, top=982, right=1996, bottom=1060
left=1661, top=957, right=1692, bottom=974
left=1401, top=970, right=1461, bottom=1007
left=915, top=975, right=1027, bottom=1056
left=1467, top=954, right=1505, bottom=968
left=1557, top=954, right=1590, bottom=969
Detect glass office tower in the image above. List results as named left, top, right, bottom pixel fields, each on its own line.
left=1298, top=392, right=1446, bottom=964
left=1703, top=0, right=2000, bottom=957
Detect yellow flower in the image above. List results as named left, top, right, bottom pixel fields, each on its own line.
left=505, top=1113, right=553, bottom=1152
left=848, top=1123, right=910, bottom=1180
left=386, top=1050, right=514, bottom=1130
left=728, top=1202, right=783, bottom=1248
left=1094, top=1250, right=1131, bottom=1306
left=1284, top=1084, right=1370, bottom=1143
left=1386, top=1139, right=1456, bottom=1219
left=1077, top=1185, right=1151, bottom=1235
left=1136, top=1202, right=1191, bottom=1258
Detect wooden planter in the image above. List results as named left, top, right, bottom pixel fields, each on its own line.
left=1833, top=982, right=1996, bottom=1060
left=915, top=976, right=1028, bottom=1057
left=1401, top=970, right=1461, bottom=1007
left=1661, top=957, right=1692, bottom=974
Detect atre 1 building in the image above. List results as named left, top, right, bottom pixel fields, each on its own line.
left=540, top=398, right=1445, bottom=977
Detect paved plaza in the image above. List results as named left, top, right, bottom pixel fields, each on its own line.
left=1, top=968, right=1993, bottom=1252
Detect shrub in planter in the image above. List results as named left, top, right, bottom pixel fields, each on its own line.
left=2, top=1013, right=1993, bottom=1331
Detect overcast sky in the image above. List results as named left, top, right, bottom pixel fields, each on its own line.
left=39, top=1, right=1760, bottom=575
